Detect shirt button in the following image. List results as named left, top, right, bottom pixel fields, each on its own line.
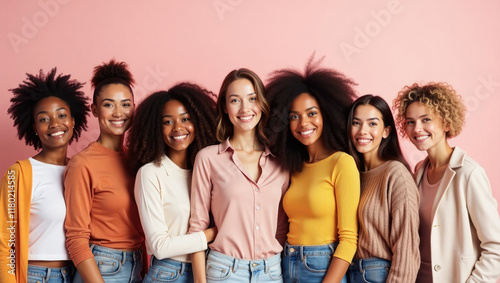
left=256, top=205, right=260, bottom=210
left=252, top=263, right=258, bottom=267
left=434, top=265, right=441, bottom=271
left=255, top=188, right=259, bottom=192
left=289, top=248, right=295, bottom=253
left=256, top=226, right=260, bottom=230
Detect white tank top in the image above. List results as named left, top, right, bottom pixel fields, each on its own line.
left=28, top=158, right=69, bottom=260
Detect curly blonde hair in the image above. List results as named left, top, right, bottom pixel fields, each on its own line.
left=393, top=82, right=466, bottom=138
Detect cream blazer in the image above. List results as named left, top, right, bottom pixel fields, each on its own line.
left=415, top=147, right=500, bottom=282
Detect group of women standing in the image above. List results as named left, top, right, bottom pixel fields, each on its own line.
left=1, top=58, right=500, bottom=283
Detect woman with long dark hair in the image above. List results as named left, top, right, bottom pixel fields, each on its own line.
left=347, top=94, right=419, bottom=283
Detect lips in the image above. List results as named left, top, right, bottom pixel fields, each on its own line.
left=171, top=134, right=188, bottom=142
left=238, top=115, right=254, bottom=122
left=48, top=131, right=65, bottom=137
left=414, top=135, right=430, bottom=142
left=356, top=138, right=372, bottom=145
left=298, top=129, right=315, bottom=137
left=109, top=120, right=126, bottom=127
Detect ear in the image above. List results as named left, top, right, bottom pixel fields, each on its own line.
left=33, top=123, right=38, bottom=136
left=91, top=103, right=98, bottom=117
left=71, top=117, right=75, bottom=130
left=382, top=125, right=391, bottom=139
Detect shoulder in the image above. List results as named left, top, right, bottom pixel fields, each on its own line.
left=333, top=152, right=357, bottom=168
left=385, top=160, right=413, bottom=179
left=195, top=144, right=220, bottom=161
left=137, top=160, right=162, bottom=179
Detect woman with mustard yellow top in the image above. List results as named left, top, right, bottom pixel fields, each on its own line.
left=266, top=58, right=360, bottom=283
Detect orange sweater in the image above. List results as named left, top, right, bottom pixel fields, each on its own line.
left=0, top=160, right=32, bottom=282
left=64, top=142, right=144, bottom=266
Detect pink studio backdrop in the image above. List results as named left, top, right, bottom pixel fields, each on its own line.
left=1, top=0, right=499, bottom=220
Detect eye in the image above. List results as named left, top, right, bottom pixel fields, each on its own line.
left=103, top=102, right=113, bottom=108
left=163, top=120, right=173, bottom=125
left=289, top=114, right=299, bottom=120
left=39, top=117, right=49, bottom=122
left=181, top=117, right=190, bottom=122
left=122, top=102, right=132, bottom=107
left=406, top=120, right=414, bottom=125
left=351, top=121, right=360, bottom=126
left=308, top=111, right=317, bottom=117
left=59, top=113, right=67, bottom=119
left=423, top=118, right=431, bottom=122
left=369, top=122, right=378, bottom=126
left=249, top=97, right=257, bottom=102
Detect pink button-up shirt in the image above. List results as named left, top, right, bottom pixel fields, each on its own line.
left=189, top=139, right=289, bottom=260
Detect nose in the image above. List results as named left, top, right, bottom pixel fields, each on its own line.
left=173, top=120, right=182, bottom=131
left=299, top=115, right=309, bottom=126
left=49, top=116, right=61, bottom=128
left=112, top=106, right=123, bottom=117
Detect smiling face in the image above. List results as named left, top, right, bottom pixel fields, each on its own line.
left=404, top=102, right=449, bottom=152
left=289, top=93, right=324, bottom=148
left=224, top=78, right=262, bottom=134
left=33, top=96, right=75, bottom=151
left=162, top=99, right=195, bottom=156
left=92, top=83, right=134, bottom=139
left=350, top=104, right=390, bottom=163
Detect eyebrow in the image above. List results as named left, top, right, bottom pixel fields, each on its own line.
left=405, top=114, right=430, bottom=120
left=289, top=106, right=319, bottom=113
left=36, top=107, right=68, bottom=116
left=353, top=117, right=380, bottom=121
left=101, top=98, right=132, bottom=103
left=162, top=112, right=189, bottom=118
left=228, top=92, right=256, bottom=97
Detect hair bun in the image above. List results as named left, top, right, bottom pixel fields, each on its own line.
left=91, top=59, right=135, bottom=89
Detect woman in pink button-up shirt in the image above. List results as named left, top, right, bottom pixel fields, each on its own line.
left=189, top=68, right=289, bottom=283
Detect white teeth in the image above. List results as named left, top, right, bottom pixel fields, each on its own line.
left=49, top=131, right=64, bottom=137
left=172, top=135, right=188, bottom=140
left=415, top=136, right=429, bottom=141
left=300, top=129, right=314, bottom=135
left=239, top=116, right=253, bottom=121
left=358, top=139, right=371, bottom=143
left=110, top=120, right=125, bottom=126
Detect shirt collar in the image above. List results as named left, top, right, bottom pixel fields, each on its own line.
left=218, top=138, right=275, bottom=157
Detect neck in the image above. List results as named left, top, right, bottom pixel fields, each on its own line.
left=96, top=134, right=124, bottom=152
left=427, top=140, right=453, bottom=169
left=168, top=150, right=189, bottom=169
left=362, top=151, right=385, bottom=171
left=306, top=138, right=333, bottom=163
left=33, top=147, right=68, bottom=165
left=230, top=129, right=263, bottom=152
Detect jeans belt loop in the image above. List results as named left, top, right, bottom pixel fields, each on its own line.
left=44, top=267, right=52, bottom=282
left=300, top=246, right=305, bottom=261
left=264, top=257, right=269, bottom=274
left=232, top=257, right=239, bottom=273
left=121, top=251, right=126, bottom=265
left=359, top=258, right=364, bottom=272
left=180, top=262, right=186, bottom=276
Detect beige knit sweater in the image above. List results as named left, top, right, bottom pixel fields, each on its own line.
left=356, top=160, right=420, bottom=283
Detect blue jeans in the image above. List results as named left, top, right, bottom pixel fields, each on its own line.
left=73, top=244, right=142, bottom=283
left=206, top=250, right=282, bottom=282
left=27, top=264, right=74, bottom=283
left=349, top=257, right=391, bottom=283
left=282, top=242, right=347, bottom=283
left=143, top=256, right=193, bottom=282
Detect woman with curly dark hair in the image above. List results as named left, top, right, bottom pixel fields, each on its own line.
left=266, top=58, right=359, bottom=283
left=64, top=59, right=144, bottom=283
left=0, top=68, right=89, bottom=283
left=394, top=82, right=500, bottom=283
left=347, top=95, right=419, bottom=283
left=127, top=83, right=218, bottom=283
left=188, top=68, right=289, bottom=282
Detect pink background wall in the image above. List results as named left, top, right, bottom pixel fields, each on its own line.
left=1, top=0, right=499, bottom=222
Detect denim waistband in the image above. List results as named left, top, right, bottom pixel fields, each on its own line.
left=151, top=256, right=192, bottom=274
left=350, top=257, right=391, bottom=271
left=283, top=241, right=338, bottom=259
left=27, top=264, right=74, bottom=279
left=207, top=250, right=281, bottom=272
left=90, top=244, right=142, bottom=265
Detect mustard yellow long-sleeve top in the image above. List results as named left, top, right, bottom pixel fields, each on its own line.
left=283, top=151, right=360, bottom=263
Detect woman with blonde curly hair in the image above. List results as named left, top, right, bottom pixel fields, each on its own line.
left=393, top=82, right=500, bottom=283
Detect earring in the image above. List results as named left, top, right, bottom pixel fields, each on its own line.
left=35, top=133, right=38, bottom=136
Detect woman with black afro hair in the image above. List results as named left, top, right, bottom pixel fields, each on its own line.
left=127, top=83, right=218, bottom=282
left=0, top=68, right=89, bottom=283
left=266, top=57, right=360, bottom=283
left=64, top=59, right=145, bottom=283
